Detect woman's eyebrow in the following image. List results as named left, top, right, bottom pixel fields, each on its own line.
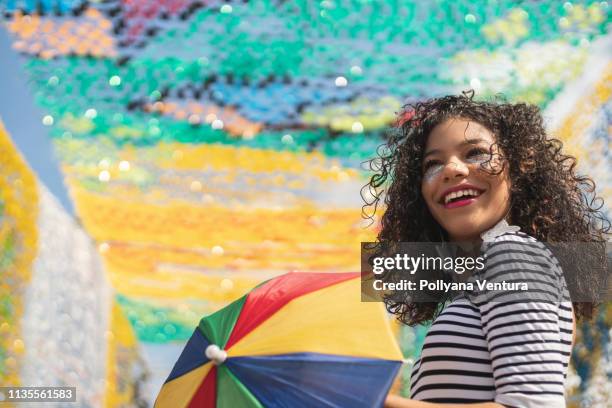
left=424, top=138, right=486, bottom=158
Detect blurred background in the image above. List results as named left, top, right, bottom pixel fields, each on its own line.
left=0, top=0, right=610, bottom=407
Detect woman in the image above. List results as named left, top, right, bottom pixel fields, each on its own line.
left=363, top=92, right=610, bottom=408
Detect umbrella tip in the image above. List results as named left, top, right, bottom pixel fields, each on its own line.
left=205, top=344, right=228, bottom=365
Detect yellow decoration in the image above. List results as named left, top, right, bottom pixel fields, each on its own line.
left=553, top=63, right=612, bottom=204
left=59, top=141, right=361, bottom=187
left=60, top=140, right=378, bottom=303
left=105, top=301, right=141, bottom=408
left=301, top=96, right=402, bottom=132
left=481, top=8, right=530, bottom=45
left=60, top=113, right=95, bottom=134
left=0, top=120, right=39, bottom=387
left=561, top=4, right=606, bottom=31
left=75, top=188, right=372, bottom=251
left=155, top=143, right=359, bottom=180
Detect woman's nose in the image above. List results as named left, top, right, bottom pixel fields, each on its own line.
left=442, top=159, right=469, bottom=181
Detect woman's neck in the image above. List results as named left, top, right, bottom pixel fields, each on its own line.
left=450, top=237, right=482, bottom=255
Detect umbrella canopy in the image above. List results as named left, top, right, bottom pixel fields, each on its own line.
left=155, top=272, right=403, bottom=408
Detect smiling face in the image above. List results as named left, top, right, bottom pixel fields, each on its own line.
left=420, top=117, right=511, bottom=242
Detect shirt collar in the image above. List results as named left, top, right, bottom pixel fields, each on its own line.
left=480, top=218, right=521, bottom=242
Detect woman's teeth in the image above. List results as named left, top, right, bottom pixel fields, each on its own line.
left=444, top=189, right=481, bottom=205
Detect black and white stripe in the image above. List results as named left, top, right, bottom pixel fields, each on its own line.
left=410, top=232, right=574, bottom=407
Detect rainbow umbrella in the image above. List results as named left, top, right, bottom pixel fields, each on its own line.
left=155, top=272, right=403, bottom=408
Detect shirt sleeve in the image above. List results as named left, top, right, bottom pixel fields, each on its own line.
left=470, top=233, right=572, bottom=408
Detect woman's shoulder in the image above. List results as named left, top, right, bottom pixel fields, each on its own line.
left=481, top=227, right=551, bottom=259
left=480, top=228, right=559, bottom=278
left=474, top=224, right=567, bottom=304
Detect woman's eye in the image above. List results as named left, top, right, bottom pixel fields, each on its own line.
left=423, top=160, right=442, bottom=171
left=422, top=160, right=444, bottom=180
left=465, top=148, right=490, bottom=163
left=467, top=147, right=489, bottom=157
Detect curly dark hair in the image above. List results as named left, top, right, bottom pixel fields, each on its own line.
left=362, top=91, right=610, bottom=325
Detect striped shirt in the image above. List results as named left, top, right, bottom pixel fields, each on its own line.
left=410, top=229, right=574, bottom=408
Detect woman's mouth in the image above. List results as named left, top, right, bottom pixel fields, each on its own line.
left=441, top=188, right=483, bottom=209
